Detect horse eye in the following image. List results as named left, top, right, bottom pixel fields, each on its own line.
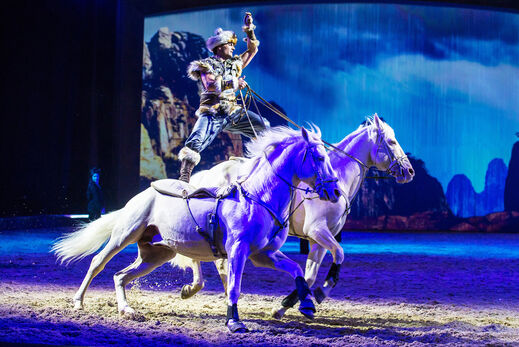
left=388, top=140, right=396, bottom=146
left=317, top=156, right=325, bottom=162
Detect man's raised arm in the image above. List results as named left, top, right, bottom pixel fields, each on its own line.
left=240, top=12, right=260, bottom=69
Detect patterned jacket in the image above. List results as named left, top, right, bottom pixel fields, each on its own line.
left=187, top=56, right=243, bottom=117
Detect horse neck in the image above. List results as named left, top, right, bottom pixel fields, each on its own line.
left=330, top=128, right=374, bottom=199
left=242, top=144, right=300, bottom=216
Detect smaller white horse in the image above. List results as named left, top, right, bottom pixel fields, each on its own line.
left=176, top=114, right=415, bottom=318
left=52, top=126, right=340, bottom=333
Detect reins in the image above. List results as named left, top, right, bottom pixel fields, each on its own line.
left=237, top=85, right=412, bottom=222
left=239, top=86, right=406, bottom=180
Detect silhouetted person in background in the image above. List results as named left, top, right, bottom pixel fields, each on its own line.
left=87, top=168, right=104, bottom=221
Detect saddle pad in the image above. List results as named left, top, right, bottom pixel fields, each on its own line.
left=151, top=179, right=194, bottom=198
left=151, top=179, right=234, bottom=199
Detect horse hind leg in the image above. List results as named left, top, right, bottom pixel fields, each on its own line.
left=214, top=258, right=228, bottom=296
left=180, top=258, right=228, bottom=299
left=113, top=234, right=176, bottom=318
left=73, top=226, right=142, bottom=310
left=180, top=259, right=204, bottom=299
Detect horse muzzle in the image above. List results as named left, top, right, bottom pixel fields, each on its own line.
left=316, top=179, right=341, bottom=203
left=390, top=158, right=415, bottom=184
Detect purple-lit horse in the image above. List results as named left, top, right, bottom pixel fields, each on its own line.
left=177, top=114, right=415, bottom=318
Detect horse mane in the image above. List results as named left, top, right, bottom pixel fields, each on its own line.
left=244, top=126, right=321, bottom=159
left=330, top=115, right=389, bottom=153
left=360, top=115, right=386, bottom=140
left=353, top=115, right=389, bottom=142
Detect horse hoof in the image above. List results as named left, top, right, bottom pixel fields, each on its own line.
left=298, top=298, right=316, bottom=320
left=120, top=310, right=146, bottom=322
left=180, top=283, right=203, bottom=299
left=73, top=299, right=83, bottom=310
left=226, top=319, right=249, bottom=333
left=271, top=307, right=286, bottom=320
left=299, top=308, right=315, bottom=320
left=313, top=287, right=326, bottom=304
left=119, top=306, right=139, bottom=320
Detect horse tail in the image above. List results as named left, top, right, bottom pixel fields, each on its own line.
left=52, top=210, right=121, bottom=265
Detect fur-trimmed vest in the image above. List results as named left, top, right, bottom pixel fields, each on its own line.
left=187, top=56, right=243, bottom=117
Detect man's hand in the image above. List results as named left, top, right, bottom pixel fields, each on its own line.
left=238, top=76, right=248, bottom=90
left=244, top=12, right=253, bottom=28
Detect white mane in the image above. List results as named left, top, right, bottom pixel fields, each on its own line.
left=327, top=115, right=393, bottom=160
left=343, top=115, right=390, bottom=145
left=358, top=116, right=382, bottom=141
left=305, top=122, right=322, bottom=138
left=245, top=126, right=321, bottom=159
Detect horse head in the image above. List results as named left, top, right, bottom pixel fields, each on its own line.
left=298, top=127, right=341, bottom=202
left=369, top=114, right=414, bottom=183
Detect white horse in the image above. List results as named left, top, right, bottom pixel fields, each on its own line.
left=177, top=114, right=415, bottom=318
left=52, top=126, right=340, bottom=333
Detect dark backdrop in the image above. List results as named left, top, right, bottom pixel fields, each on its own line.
left=1, top=0, right=517, bottom=217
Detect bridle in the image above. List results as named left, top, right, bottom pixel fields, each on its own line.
left=271, top=141, right=339, bottom=197
left=373, top=129, right=409, bottom=177
left=301, top=142, right=340, bottom=197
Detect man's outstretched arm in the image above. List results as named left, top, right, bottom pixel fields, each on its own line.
left=240, top=12, right=260, bottom=69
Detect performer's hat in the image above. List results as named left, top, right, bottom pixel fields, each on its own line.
left=206, top=28, right=237, bottom=52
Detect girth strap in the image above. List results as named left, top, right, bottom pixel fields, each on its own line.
left=185, top=197, right=227, bottom=258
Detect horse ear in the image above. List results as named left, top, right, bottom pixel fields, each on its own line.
left=373, top=113, right=381, bottom=128
left=301, top=127, right=310, bottom=142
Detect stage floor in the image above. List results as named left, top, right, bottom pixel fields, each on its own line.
left=1, top=226, right=518, bottom=346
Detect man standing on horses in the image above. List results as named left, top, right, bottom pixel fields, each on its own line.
left=178, top=12, right=270, bottom=183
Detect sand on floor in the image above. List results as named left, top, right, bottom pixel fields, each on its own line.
left=1, top=248, right=518, bottom=346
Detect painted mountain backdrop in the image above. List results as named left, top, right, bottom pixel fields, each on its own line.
left=446, top=159, right=508, bottom=218
left=505, top=141, right=519, bottom=212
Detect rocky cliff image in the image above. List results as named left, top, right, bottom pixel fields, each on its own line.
left=345, top=156, right=458, bottom=231
left=505, top=141, right=519, bottom=212
left=349, top=156, right=451, bottom=219
left=344, top=155, right=518, bottom=232
left=446, top=159, right=507, bottom=218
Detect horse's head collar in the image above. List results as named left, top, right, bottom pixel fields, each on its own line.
left=301, top=142, right=340, bottom=202
left=374, top=128, right=414, bottom=183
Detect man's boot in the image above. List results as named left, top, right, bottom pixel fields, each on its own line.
left=178, top=147, right=201, bottom=183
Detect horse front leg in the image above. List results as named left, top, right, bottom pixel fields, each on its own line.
left=226, top=242, right=249, bottom=333
left=249, top=250, right=315, bottom=320
left=272, top=242, right=327, bottom=319
left=304, top=241, right=328, bottom=288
